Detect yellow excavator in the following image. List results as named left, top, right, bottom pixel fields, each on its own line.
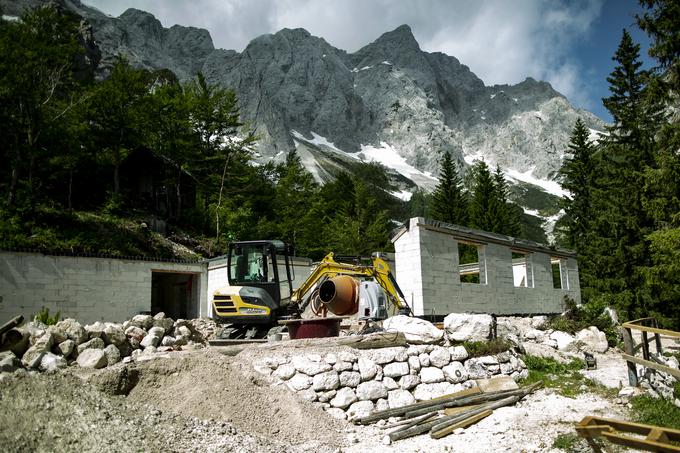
left=210, top=240, right=411, bottom=337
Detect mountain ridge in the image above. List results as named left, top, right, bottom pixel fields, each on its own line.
left=2, top=0, right=606, bottom=231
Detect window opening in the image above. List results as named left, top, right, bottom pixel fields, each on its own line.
left=551, top=257, right=568, bottom=289
left=458, top=242, right=486, bottom=284
left=512, top=251, right=533, bottom=288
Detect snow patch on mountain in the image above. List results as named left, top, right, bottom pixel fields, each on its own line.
left=588, top=128, right=607, bottom=143
left=391, top=190, right=413, bottom=201
left=505, top=168, right=568, bottom=198
left=358, top=142, right=437, bottom=184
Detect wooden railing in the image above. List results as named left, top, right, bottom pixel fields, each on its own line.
left=620, top=317, right=680, bottom=386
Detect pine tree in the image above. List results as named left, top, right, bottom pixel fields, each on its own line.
left=430, top=151, right=467, bottom=225
left=468, top=161, right=497, bottom=232
left=583, top=30, right=659, bottom=320
left=272, top=151, right=320, bottom=256
left=491, top=165, right=521, bottom=236
left=637, top=0, right=680, bottom=328
left=559, top=119, right=596, bottom=251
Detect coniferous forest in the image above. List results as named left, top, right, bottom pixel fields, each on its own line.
left=1, top=1, right=679, bottom=327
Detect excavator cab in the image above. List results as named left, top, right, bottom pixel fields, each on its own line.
left=212, top=240, right=294, bottom=325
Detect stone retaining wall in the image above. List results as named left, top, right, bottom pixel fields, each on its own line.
left=253, top=344, right=528, bottom=420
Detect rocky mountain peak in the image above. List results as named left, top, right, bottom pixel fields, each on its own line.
left=353, top=23, right=421, bottom=66
left=3, top=0, right=608, bottom=236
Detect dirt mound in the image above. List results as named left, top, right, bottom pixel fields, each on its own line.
left=122, top=350, right=346, bottom=449
left=0, top=371, right=288, bottom=453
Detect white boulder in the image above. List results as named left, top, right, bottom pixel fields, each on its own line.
left=356, top=381, right=388, bottom=401
left=442, top=362, right=468, bottom=384
left=358, top=357, right=379, bottom=381
left=382, top=315, right=444, bottom=344
left=420, top=367, right=445, bottom=384
left=331, top=387, right=358, bottom=409
left=292, top=356, right=332, bottom=376
left=383, top=362, right=409, bottom=378
left=428, top=346, right=451, bottom=367
left=576, top=327, right=608, bottom=353
left=346, top=400, right=375, bottom=420
left=77, top=349, right=108, bottom=369
left=388, top=389, right=416, bottom=408
left=312, top=371, right=340, bottom=391
left=399, top=374, right=420, bottom=390
left=287, top=373, right=313, bottom=391
left=443, top=313, right=493, bottom=342
left=550, top=331, right=578, bottom=351
left=339, top=371, right=361, bottom=388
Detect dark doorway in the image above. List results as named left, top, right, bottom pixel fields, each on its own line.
left=151, top=272, right=198, bottom=319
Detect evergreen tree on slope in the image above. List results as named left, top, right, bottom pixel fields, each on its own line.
left=430, top=151, right=467, bottom=225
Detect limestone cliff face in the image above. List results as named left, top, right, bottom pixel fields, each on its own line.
left=3, top=1, right=605, bottom=194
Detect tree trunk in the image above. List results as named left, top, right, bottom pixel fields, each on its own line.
left=113, top=163, right=120, bottom=194
left=215, top=155, right=231, bottom=248
left=67, top=168, right=73, bottom=212
left=203, top=192, right=209, bottom=235
left=175, top=168, right=182, bottom=222
left=7, top=165, right=18, bottom=206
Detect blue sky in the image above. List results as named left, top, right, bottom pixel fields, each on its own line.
left=570, top=0, right=652, bottom=121
left=86, top=0, right=656, bottom=122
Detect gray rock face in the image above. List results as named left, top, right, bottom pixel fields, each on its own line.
left=6, top=1, right=606, bottom=212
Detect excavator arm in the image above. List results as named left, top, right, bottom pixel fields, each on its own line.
left=291, top=252, right=411, bottom=315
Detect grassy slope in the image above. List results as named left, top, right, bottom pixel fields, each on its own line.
left=0, top=207, right=202, bottom=260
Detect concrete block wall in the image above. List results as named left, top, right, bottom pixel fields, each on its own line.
left=0, top=251, right=207, bottom=324
left=393, top=218, right=581, bottom=317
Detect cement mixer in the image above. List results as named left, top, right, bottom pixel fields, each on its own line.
left=292, top=252, right=411, bottom=321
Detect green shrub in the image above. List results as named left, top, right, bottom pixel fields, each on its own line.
left=552, top=433, right=580, bottom=451
left=548, top=296, right=619, bottom=345
left=631, top=395, right=680, bottom=430
left=523, top=355, right=584, bottom=374
left=33, top=306, right=60, bottom=325
left=462, top=338, right=513, bottom=358
left=521, top=355, right=597, bottom=398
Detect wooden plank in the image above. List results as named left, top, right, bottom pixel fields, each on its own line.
left=444, top=404, right=481, bottom=416
left=642, top=331, right=650, bottom=361
left=621, top=320, right=680, bottom=339
left=430, top=410, right=492, bottom=439
left=602, top=432, right=680, bottom=452
left=578, top=416, right=680, bottom=441
left=355, top=387, right=481, bottom=425
left=208, top=339, right=268, bottom=346
left=622, top=353, right=680, bottom=379
left=621, top=328, right=639, bottom=387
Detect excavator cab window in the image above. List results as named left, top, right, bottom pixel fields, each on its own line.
left=229, top=244, right=270, bottom=284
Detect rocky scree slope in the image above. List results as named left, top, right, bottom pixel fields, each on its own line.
left=4, top=1, right=605, bottom=209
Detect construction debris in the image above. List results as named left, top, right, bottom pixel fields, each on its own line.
left=354, top=382, right=542, bottom=443
left=0, top=313, right=213, bottom=372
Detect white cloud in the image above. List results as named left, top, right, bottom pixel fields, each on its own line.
left=83, top=0, right=604, bottom=107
